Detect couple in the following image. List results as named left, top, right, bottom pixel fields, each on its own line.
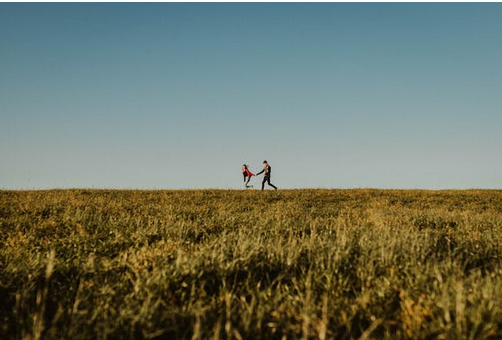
left=242, top=160, right=278, bottom=191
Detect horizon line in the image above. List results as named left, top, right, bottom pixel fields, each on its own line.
left=1, top=187, right=501, bottom=192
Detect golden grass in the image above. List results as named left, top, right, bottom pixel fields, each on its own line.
left=1, top=189, right=502, bottom=339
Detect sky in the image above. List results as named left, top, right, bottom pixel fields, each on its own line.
left=1, top=3, right=502, bottom=190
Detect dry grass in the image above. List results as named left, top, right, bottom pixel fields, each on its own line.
left=1, top=189, right=502, bottom=340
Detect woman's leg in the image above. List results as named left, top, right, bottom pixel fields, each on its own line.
left=245, top=176, right=252, bottom=188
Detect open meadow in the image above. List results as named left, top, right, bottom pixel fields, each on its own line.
left=1, top=189, right=502, bottom=340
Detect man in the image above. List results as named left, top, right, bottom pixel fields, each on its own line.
left=255, top=160, right=278, bottom=191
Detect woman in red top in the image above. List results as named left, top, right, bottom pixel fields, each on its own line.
left=242, top=164, right=255, bottom=189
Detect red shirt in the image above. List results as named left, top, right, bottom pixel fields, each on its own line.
left=243, top=168, right=255, bottom=177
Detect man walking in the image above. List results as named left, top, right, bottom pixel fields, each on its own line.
left=256, top=160, right=278, bottom=191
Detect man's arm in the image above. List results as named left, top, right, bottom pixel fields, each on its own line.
left=256, top=169, right=264, bottom=176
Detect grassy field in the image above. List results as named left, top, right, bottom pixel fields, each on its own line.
left=1, top=189, right=502, bottom=340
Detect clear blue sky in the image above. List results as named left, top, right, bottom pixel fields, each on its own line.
left=1, top=3, right=501, bottom=189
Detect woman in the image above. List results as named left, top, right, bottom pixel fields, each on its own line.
left=242, top=164, right=255, bottom=189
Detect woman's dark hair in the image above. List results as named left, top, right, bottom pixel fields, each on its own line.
left=243, top=164, right=248, bottom=169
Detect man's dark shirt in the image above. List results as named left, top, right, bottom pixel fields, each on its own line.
left=256, top=164, right=271, bottom=178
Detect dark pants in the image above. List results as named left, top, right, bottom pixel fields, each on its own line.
left=262, top=176, right=277, bottom=190
left=244, top=176, right=252, bottom=188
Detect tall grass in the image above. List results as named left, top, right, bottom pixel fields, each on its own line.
left=1, top=189, right=502, bottom=339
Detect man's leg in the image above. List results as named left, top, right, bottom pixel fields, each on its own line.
left=267, top=177, right=277, bottom=190
left=262, top=177, right=266, bottom=190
